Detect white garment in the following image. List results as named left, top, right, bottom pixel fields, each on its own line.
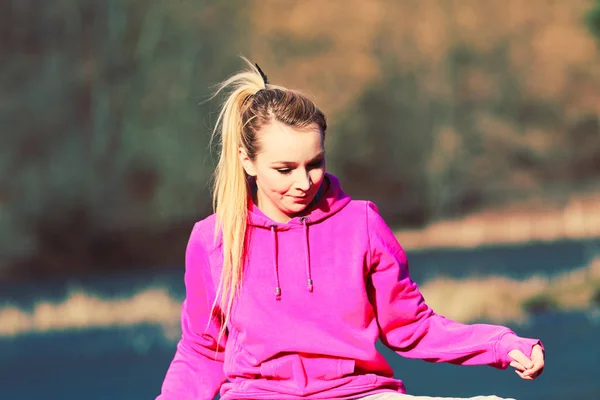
left=359, top=393, right=515, bottom=400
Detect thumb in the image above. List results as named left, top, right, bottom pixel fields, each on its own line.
left=531, top=344, right=545, bottom=363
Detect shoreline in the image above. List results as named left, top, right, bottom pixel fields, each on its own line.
left=3, top=192, right=600, bottom=284
left=395, top=192, right=600, bottom=251
left=2, top=257, right=597, bottom=338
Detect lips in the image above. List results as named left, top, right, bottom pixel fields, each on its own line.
left=291, top=195, right=310, bottom=203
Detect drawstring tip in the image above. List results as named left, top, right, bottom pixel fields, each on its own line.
left=275, top=287, right=282, bottom=300
left=307, top=279, right=314, bottom=292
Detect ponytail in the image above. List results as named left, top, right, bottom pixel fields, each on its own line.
left=209, top=58, right=265, bottom=338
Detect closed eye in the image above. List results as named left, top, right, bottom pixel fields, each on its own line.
left=275, top=158, right=324, bottom=175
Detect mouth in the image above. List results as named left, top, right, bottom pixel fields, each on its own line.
left=290, top=195, right=310, bottom=203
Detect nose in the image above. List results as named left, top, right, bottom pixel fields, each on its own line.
left=296, top=170, right=312, bottom=191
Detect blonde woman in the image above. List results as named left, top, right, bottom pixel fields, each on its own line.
left=157, top=59, right=544, bottom=400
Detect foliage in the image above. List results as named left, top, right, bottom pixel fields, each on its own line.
left=586, top=0, right=600, bottom=40
left=0, top=0, right=248, bottom=272
left=2, top=0, right=600, bottom=278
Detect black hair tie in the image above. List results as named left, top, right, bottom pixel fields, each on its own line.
left=255, top=63, right=269, bottom=87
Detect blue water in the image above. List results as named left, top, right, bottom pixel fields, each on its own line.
left=2, top=239, right=599, bottom=399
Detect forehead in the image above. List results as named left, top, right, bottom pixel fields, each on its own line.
left=256, top=121, right=323, bottom=160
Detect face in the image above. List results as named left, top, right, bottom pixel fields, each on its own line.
left=239, top=121, right=326, bottom=223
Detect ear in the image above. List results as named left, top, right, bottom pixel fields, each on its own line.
left=238, top=147, right=257, bottom=177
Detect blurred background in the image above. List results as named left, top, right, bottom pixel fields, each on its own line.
left=1, top=0, right=600, bottom=399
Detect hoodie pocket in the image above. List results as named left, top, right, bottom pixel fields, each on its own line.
left=259, top=353, right=355, bottom=382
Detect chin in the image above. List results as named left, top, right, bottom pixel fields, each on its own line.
left=284, top=203, right=309, bottom=215
left=287, top=204, right=307, bottom=213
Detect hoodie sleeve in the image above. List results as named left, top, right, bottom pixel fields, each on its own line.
left=157, top=223, right=227, bottom=399
left=365, top=202, right=542, bottom=369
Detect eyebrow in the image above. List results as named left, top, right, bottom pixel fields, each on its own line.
left=271, top=152, right=325, bottom=166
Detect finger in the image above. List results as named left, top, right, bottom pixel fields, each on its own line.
left=522, top=364, right=544, bottom=380
left=524, top=351, right=545, bottom=376
left=508, top=350, right=534, bottom=369
left=509, top=360, right=527, bottom=371
left=531, top=369, right=543, bottom=379
left=524, top=369, right=541, bottom=380
left=531, top=345, right=545, bottom=368
left=523, top=363, right=541, bottom=375
left=515, top=369, right=534, bottom=380
left=524, top=364, right=544, bottom=378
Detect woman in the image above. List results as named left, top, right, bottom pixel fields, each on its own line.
left=157, top=59, right=544, bottom=400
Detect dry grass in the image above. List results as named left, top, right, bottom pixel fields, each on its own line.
left=1, top=258, right=598, bottom=338
left=396, top=191, right=600, bottom=250
left=421, top=257, right=600, bottom=324
left=0, top=288, right=182, bottom=340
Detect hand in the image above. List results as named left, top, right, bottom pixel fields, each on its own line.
left=508, top=344, right=544, bottom=380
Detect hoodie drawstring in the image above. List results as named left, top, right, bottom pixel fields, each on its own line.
left=301, top=217, right=314, bottom=293
left=271, top=225, right=282, bottom=301
left=270, top=217, right=314, bottom=300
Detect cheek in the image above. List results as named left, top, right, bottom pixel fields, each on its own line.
left=309, top=168, right=326, bottom=187
left=257, top=170, right=289, bottom=195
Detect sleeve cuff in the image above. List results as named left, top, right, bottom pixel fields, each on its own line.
left=495, top=331, right=544, bottom=369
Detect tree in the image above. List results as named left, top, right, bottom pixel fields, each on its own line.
left=586, top=0, right=600, bottom=41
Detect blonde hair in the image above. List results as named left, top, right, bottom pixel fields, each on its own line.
left=209, top=57, right=327, bottom=337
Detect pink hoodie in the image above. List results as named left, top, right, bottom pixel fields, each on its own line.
left=157, top=174, right=541, bottom=399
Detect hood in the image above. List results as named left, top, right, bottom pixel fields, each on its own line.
left=247, top=173, right=351, bottom=230
left=246, top=173, right=351, bottom=300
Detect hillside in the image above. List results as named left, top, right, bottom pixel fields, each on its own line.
left=1, top=0, right=600, bottom=279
